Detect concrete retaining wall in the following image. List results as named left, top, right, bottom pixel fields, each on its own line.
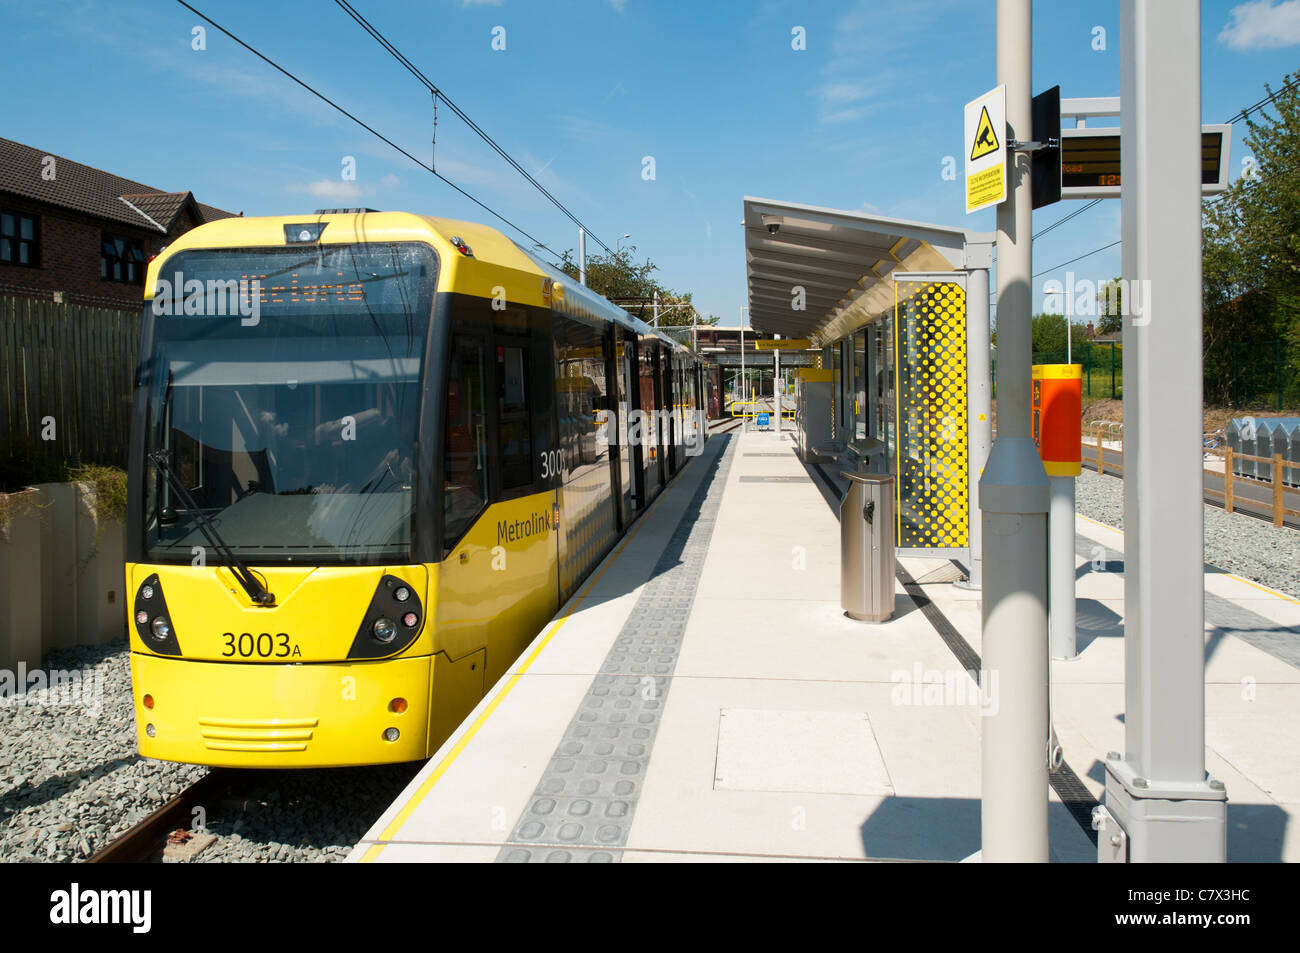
left=0, top=482, right=126, bottom=671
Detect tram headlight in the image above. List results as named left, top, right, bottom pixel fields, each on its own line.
left=350, top=574, right=424, bottom=659
left=133, top=575, right=182, bottom=656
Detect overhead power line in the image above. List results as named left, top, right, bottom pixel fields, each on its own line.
left=333, top=0, right=614, bottom=256
left=174, top=0, right=568, bottom=265
left=1224, top=73, right=1300, bottom=125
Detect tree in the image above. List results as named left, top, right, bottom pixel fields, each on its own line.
left=1094, top=278, right=1124, bottom=336
left=1031, top=312, right=1090, bottom=356
left=1202, top=69, right=1300, bottom=404
left=557, top=246, right=718, bottom=335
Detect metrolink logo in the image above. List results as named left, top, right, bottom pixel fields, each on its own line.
left=152, top=271, right=261, bottom=326
left=0, top=663, right=104, bottom=716
left=50, top=883, right=151, bottom=933
left=497, top=509, right=551, bottom=545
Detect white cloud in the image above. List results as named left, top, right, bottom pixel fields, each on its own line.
left=286, top=180, right=367, bottom=201
left=609, top=0, right=627, bottom=11
left=1219, top=0, right=1300, bottom=49
left=285, top=175, right=400, bottom=201
left=813, top=0, right=958, bottom=125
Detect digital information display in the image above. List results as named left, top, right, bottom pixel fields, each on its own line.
left=1059, top=124, right=1231, bottom=198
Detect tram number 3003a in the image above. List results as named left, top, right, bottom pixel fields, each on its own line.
left=539, top=449, right=567, bottom=481
left=221, top=632, right=302, bottom=659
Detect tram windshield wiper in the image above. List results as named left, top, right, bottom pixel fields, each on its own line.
left=147, top=449, right=276, bottom=606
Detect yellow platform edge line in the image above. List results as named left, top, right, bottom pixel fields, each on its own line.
left=360, top=446, right=703, bottom=861
left=1076, top=513, right=1300, bottom=607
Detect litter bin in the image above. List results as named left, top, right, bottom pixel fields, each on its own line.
left=840, top=472, right=895, bottom=622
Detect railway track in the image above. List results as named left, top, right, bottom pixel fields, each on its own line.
left=87, top=771, right=225, bottom=863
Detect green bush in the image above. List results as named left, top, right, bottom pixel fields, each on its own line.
left=69, top=463, right=127, bottom=524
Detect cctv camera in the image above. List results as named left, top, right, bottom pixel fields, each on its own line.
left=767, top=222, right=780, bottom=235
left=761, top=214, right=783, bottom=235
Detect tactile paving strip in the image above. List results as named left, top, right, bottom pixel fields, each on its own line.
left=495, top=434, right=739, bottom=862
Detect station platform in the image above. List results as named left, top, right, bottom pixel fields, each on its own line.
left=348, top=428, right=1300, bottom=863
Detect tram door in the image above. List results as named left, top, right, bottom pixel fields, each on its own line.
left=662, top=347, right=678, bottom=476
left=891, top=273, right=970, bottom=560
left=611, top=328, right=636, bottom=524
left=639, top=337, right=662, bottom=502
left=624, top=329, right=646, bottom=514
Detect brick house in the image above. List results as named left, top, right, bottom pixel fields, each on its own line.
left=0, top=137, right=236, bottom=309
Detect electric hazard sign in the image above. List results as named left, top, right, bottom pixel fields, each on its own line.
left=965, top=85, right=1007, bottom=214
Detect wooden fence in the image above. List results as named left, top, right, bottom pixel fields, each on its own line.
left=0, top=296, right=141, bottom=470
left=1086, top=422, right=1300, bottom=527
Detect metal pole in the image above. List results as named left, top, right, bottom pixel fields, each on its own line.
left=1101, top=0, right=1226, bottom=862
left=653, top=291, right=659, bottom=329
left=1277, top=338, right=1283, bottom=412
left=1048, top=475, right=1077, bottom=658
left=578, top=227, right=586, bottom=286
left=740, top=309, right=747, bottom=432
left=980, top=0, right=1050, bottom=863
left=959, top=255, right=993, bottom=591
left=775, top=336, right=782, bottom=433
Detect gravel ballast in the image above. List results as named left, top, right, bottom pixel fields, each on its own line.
left=1075, top=468, right=1300, bottom=599
left=0, top=641, right=205, bottom=862
left=1, top=640, right=421, bottom=863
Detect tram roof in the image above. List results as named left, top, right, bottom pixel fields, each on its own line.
left=742, top=197, right=989, bottom=346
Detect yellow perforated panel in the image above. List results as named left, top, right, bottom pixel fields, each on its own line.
left=894, top=280, right=969, bottom=549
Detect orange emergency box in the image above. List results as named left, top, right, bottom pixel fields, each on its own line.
left=1031, top=364, right=1082, bottom=476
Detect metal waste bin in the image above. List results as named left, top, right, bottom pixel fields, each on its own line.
left=840, top=472, right=895, bottom=622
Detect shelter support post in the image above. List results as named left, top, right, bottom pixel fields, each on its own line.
left=1101, top=0, right=1226, bottom=862
left=959, top=249, right=993, bottom=592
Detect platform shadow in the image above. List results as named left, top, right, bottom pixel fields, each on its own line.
left=859, top=795, right=980, bottom=862
left=1076, top=598, right=1124, bottom=653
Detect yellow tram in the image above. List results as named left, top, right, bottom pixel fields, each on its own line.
left=126, top=211, right=706, bottom=767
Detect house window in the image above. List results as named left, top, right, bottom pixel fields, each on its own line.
left=0, top=211, right=38, bottom=267
left=101, top=233, right=146, bottom=284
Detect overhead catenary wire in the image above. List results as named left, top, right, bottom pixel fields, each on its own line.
left=173, top=0, right=570, bottom=267
left=333, top=0, right=614, bottom=256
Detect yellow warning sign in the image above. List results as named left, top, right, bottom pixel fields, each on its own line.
left=964, top=85, right=1007, bottom=214
left=966, top=165, right=1005, bottom=212
left=970, top=106, right=1000, bottom=161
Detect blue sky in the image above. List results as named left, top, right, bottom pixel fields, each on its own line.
left=3, top=0, right=1299, bottom=325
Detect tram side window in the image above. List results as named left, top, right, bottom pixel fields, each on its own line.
left=497, top=342, right=534, bottom=493
left=444, top=335, right=489, bottom=551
